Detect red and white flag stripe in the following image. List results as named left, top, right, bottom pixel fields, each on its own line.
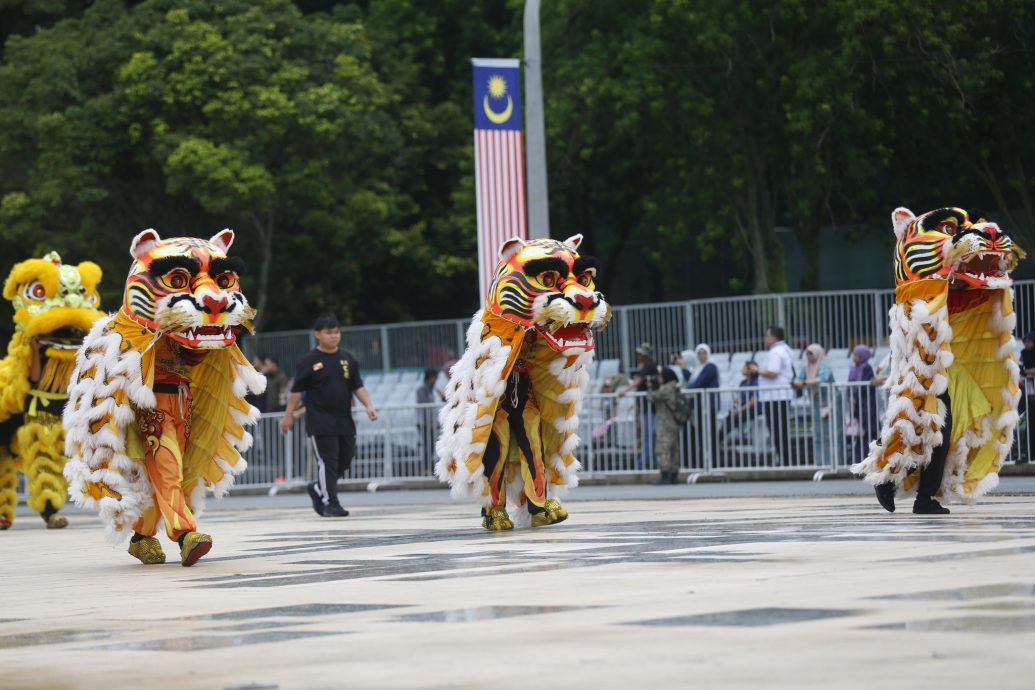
left=475, top=128, right=527, bottom=304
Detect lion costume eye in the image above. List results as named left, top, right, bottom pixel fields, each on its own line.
left=161, top=269, right=191, bottom=290
left=215, top=272, right=237, bottom=290
left=577, top=273, right=593, bottom=287
left=540, top=272, right=558, bottom=288
left=23, top=281, right=47, bottom=301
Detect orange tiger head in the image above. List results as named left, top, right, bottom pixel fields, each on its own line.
left=487, top=234, right=610, bottom=354
left=122, top=229, right=255, bottom=349
left=893, top=206, right=1025, bottom=290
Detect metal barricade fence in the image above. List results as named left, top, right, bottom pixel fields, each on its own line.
left=9, top=380, right=1033, bottom=503
left=241, top=281, right=1035, bottom=378
left=232, top=381, right=1033, bottom=489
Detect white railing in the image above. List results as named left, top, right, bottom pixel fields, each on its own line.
left=242, top=281, right=1035, bottom=380
left=232, top=381, right=1033, bottom=490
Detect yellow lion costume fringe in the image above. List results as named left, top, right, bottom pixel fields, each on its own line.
left=853, top=207, right=1026, bottom=512
left=0, top=252, right=104, bottom=530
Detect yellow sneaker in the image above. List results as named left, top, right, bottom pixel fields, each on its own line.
left=481, top=507, right=513, bottom=531
left=179, top=532, right=213, bottom=567
left=128, top=536, right=166, bottom=565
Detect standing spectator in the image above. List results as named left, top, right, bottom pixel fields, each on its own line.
left=720, top=361, right=759, bottom=441
left=687, top=343, right=720, bottom=464
left=648, top=368, right=685, bottom=484
left=1018, top=333, right=1035, bottom=463
left=758, top=326, right=796, bottom=465
left=261, top=355, right=288, bottom=412
left=793, top=344, right=835, bottom=465
left=416, top=368, right=441, bottom=472
left=281, top=315, right=378, bottom=518
left=847, top=344, right=877, bottom=462
left=619, top=342, right=659, bottom=470
left=668, top=352, right=692, bottom=385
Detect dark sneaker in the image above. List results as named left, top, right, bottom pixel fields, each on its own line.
left=874, top=482, right=896, bottom=513
left=306, top=481, right=325, bottom=516
left=913, top=499, right=950, bottom=515
left=323, top=504, right=349, bottom=517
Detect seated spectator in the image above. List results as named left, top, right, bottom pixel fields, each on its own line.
left=793, top=343, right=835, bottom=464
left=720, top=361, right=759, bottom=441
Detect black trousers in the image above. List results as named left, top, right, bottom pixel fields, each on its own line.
left=309, top=434, right=356, bottom=507
left=763, top=400, right=793, bottom=466
left=917, top=393, right=951, bottom=501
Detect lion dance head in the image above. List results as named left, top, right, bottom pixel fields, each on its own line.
left=4, top=251, right=103, bottom=352
left=893, top=206, right=1025, bottom=290
left=122, top=229, right=254, bottom=349
left=486, top=234, right=611, bottom=355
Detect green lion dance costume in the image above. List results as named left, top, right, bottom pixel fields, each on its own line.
left=0, top=252, right=104, bottom=530
left=853, top=207, right=1025, bottom=514
left=436, top=235, right=610, bottom=530
left=63, top=230, right=264, bottom=565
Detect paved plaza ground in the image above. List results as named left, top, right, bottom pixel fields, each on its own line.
left=2, top=479, right=1034, bottom=690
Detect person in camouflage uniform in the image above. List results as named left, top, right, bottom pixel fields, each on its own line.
left=648, top=367, right=685, bottom=484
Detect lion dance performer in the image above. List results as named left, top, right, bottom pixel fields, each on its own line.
left=0, top=252, right=104, bottom=530
left=436, top=235, right=610, bottom=530
left=853, top=207, right=1026, bottom=514
left=63, top=230, right=264, bottom=565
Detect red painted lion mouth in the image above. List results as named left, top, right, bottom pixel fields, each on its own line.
left=538, top=322, right=595, bottom=352
left=951, top=250, right=1012, bottom=289
left=168, top=325, right=237, bottom=349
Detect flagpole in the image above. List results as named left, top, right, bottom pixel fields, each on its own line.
left=524, top=0, right=549, bottom=240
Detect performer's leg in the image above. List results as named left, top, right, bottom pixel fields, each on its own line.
left=0, top=445, right=16, bottom=529
left=137, top=401, right=197, bottom=543
left=17, top=418, right=68, bottom=528
left=914, top=393, right=951, bottom=514
left=480, top=410, right=513, bottom=530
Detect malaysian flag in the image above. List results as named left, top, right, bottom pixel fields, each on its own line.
left=472, top=58, right=527, bottom=303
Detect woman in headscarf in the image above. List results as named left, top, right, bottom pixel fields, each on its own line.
left=793, top=343, right=835, bottom=464
left=686, top=343, right=720, bottom=466
left=848, top=344, right=877, bottom=463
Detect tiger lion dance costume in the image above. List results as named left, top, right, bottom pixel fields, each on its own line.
left=853, top=207, right=1026, bottom=514
left=0, top=252, right=104, bottom=530
left=436, top=235, right=610, bottom=529
left=63, top=230, right=264, bottom=566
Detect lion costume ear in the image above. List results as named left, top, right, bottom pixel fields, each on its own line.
left=210, top=229, right=235, bottom=252
left=892, top=208, right=915, bottom=241
left=498, top=237, right=526, bottom=262
left=130, top=229, right=162, bottom=259
left=562, top=234, right=583, bottom=251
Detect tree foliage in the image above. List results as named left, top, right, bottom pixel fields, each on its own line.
left=1, top=0, right=1033, bottom=333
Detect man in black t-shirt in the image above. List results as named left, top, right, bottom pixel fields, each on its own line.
left=280, top=316, right=378, bottom=517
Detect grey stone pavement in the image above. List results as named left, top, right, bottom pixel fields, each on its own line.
left=2, top=478, right=1035, bottom=690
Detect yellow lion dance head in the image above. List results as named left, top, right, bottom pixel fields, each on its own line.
left=1, top=252, right=104, bottom=413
